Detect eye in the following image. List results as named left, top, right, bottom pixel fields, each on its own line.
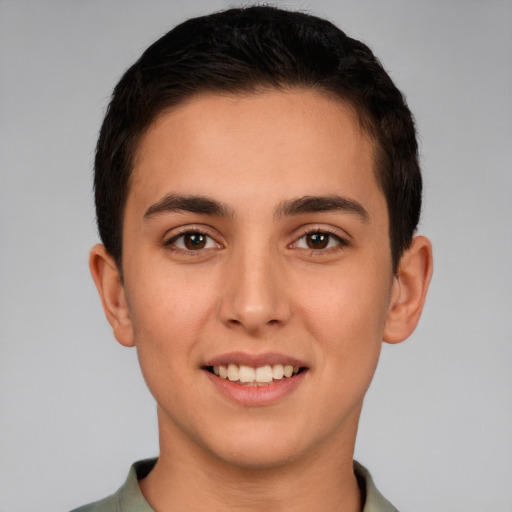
left=293, top=231, right=346, bottom=251
left=166, top=231, right=219, bottom=251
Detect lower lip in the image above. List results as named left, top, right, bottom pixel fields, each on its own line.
left=203, top=369, right=307, bottom=406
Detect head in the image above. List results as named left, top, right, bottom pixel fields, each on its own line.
left=89, top=5, right=432, bottom=473
left=94, top=5, right=421, bottom=274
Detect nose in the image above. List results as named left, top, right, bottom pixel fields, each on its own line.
left=218, top=244, right=292, bottom=335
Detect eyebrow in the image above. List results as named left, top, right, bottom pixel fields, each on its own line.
left=275, top=195, right=369, bottom=221
left=144, top=193, right=368, bottom=222
left=144, top=194, right=234, bottom=219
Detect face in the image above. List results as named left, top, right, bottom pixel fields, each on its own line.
left=118, top=89, right=398, bottom=468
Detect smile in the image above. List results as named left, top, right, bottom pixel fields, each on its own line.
left=208, top=364, right=301, bottom=386
left=203, top=353, right=308, bottom=405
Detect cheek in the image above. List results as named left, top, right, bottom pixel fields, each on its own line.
left=125, top=278, right=210, bottom=415
left=123, top=266, right=219, bottom=386
left=126, top=261, right=219, bottom=333
left=299, top=264, right=390, bottom=331
left=295, top=265, right=392, bottom=374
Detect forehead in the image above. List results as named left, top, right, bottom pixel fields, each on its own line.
left=128, top=89, right=384, bottom=219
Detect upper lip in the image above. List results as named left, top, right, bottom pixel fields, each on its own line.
left=203, top=351, right=308, bottom=368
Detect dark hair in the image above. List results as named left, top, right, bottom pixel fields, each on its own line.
left=94, top=5, right=421, bottom=272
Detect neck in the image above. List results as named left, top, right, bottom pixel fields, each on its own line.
left=139, top=408, right=363, bottom=512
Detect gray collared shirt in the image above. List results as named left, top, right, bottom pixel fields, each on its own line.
left=71, top=458, right=398, bottom=512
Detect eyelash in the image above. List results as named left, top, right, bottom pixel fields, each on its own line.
left=163, top=227, right=349, bottom=254
left=290, top=228, right=349, bottom=254
left=163, top=229, right=221, bottom=253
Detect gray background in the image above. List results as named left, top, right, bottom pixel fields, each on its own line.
left=1, top=1, right=511, bottom=511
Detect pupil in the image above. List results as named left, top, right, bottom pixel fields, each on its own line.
left=185, top=233, right=206, bottom=250
left=308, top=233, right=328, bottom=249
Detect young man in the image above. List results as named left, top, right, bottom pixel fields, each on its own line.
left=76, top=5, right=432, bottom=511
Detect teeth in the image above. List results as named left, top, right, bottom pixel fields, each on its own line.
left=283, top=365, right=293, bottom=378
left=227, top=363, right=239, bottom=382
left=213, top=363, right=301, bottom=383
left=255, top=365, right=273, bottom=383
left=272, top=364, right=284, bottom=379
left=239, top=365, right=255, bottom=383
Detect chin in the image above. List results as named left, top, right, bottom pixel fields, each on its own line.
left=203, top=421, right=311, bottom=470
left=215, top=443, right=301, bottom=471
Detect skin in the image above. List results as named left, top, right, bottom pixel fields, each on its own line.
left=90, top=89, right=432, bottom=511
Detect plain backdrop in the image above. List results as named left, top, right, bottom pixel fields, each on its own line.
left=1, top=1, right=511, bottom=511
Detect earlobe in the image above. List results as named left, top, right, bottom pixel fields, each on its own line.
left=89, top=244, right=135, bottom=347
left=383, top=236, right=433, bottom=344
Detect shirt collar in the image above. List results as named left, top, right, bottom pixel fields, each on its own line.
left=114, top=458, right=398, bottom=512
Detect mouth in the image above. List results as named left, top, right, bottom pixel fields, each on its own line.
left=202, top=353, right=309, bottom=405
left=204, top=363, right=305, bottom=386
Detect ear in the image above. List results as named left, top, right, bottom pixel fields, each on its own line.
left=89, top=244, right=135, bottom=347
left=383, top=236, right=433, bottom=344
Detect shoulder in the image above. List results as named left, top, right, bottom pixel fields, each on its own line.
left=69, top=459, right=157, bottom=512
left=354, top=461, right=399, bottom=512
left=69, top=493, right=119, bottom=512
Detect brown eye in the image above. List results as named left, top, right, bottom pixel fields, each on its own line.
left=167, top=231, right=218, bottom=251
left=183, top=233, right=207, bottom=250
left=305, top=232, right=329, bottom=249
left=292, top=231, right=345, bottom=251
